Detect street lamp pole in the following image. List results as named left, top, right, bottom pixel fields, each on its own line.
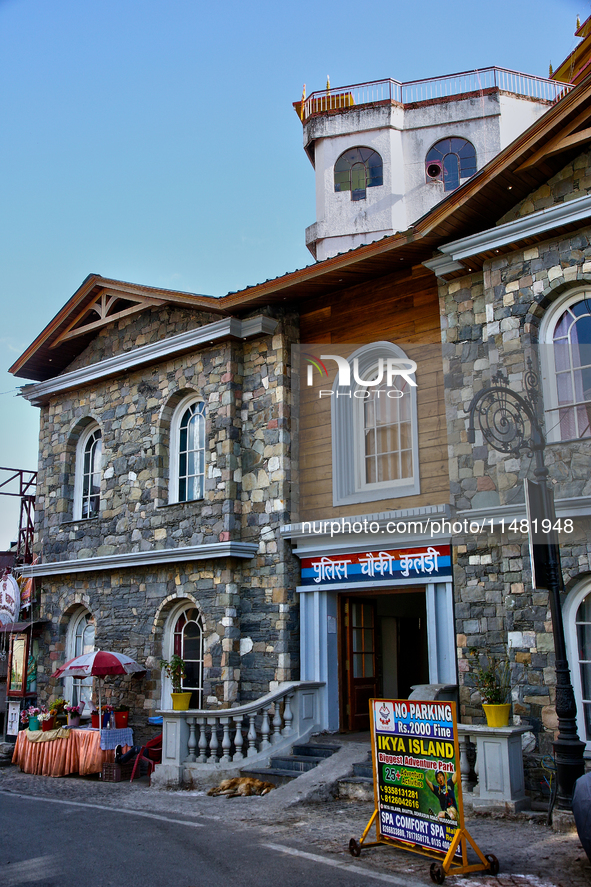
left=466, top=364, right=584, bottom=811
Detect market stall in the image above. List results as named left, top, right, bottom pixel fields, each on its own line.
left=12, top=725, right=133, bottom=777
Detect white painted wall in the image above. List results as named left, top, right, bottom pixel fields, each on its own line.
left=303, top=92, right=552, bottom=262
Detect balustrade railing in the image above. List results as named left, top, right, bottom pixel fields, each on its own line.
left=155, top=680, right=325, bottom=784
left=300, top=69, right=571, bottom=123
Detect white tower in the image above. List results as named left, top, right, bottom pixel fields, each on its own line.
left=296, top=71, right=566, bottom=261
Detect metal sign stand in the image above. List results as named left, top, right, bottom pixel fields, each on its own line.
left=349, top=699, right=499, bottom=883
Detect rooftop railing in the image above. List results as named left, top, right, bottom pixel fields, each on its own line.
left=299, top=68, right=572, bottom=122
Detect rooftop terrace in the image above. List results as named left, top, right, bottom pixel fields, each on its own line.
left=295, top=68, right=572, bottom=123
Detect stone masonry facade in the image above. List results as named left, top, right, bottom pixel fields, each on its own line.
left=34, top=302, right=301, bottom=735
left=439, top=147, right=591, bottom=776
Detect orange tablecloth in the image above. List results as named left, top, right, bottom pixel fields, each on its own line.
left=12, top=729, right=126, bottom=777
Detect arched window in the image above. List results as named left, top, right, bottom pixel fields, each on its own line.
left=74, top=423, right=102, bottom=520
left=425, top=138, right=476, bottom=192
left=564, top=578, right=591, bottom=750
left=332, top=343, right=419, bottom=506
left=169, top=395, right=206, bottom=504
left=541, top=290, right=591, bottom=442
left=334, top=147, right=383, bottom=201
left=64, top=608, right=95, bottom=712
left=161, top=603, right=204, bottom=708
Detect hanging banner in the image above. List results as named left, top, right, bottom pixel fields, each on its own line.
left=370, top=698, right=464, bottom=858
left=0, top=573, right=20, bottom=625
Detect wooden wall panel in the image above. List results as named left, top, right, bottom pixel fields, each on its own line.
left=297, top=265, right=449, bottom=521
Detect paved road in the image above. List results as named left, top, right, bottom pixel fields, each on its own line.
left=0, top=792, right=419, bottom=887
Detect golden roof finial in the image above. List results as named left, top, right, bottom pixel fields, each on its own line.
left=300, top=84, right=306, bottom=121
left=326, top=75, right=330, bottom=93
left=577, top=14, right=581, bottom=29
left=549, top=62, right=554, bottom=77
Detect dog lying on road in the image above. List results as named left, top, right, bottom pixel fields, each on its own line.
left=207, top=776, right=276, bottom=797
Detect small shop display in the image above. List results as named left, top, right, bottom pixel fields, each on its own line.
left=20, top=706, right=41, bottom=731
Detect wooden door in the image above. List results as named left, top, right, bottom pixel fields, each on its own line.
left=343, top=597, right=378, bottom=731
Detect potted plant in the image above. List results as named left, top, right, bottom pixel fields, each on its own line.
left=469, top=648, right=511, bottom=727
left=89, top=703, right=99, bottom=729
left=65, top=703, right=83, bottom=727
left=114, top=704, right=130, bottom=728
left=39, top=708, right=57, bottom=732
left=160, top=654, right=192, bottom=710
left=20, top=706, right=41, bottom=731
left=52, top=696, right=68, bottom=726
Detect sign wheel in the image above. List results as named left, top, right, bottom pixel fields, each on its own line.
left=429, top=862, right=446, bottom=884
left=486, top=854, right=499, bottom=875
left=349, top=838, right=361, bottom=857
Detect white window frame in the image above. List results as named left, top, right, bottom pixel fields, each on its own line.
left=160, top=601, right=204, bottom=709
left=331, top=342, right=420, bottom=506
left=169, top=393, right=206, bottom=505
left=540, top=288, right=591, bottom=443
left=563, top=576, right=591, bottom=751
left=73, top=422, right=102, bottom=521
left=63, top=607, right=95, bottom=713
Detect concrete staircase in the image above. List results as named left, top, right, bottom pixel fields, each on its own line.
left=241, top=742, right=341, bottom=786
left=337, top=751, right=375, bottom=800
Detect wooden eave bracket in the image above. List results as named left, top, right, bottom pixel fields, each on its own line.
left=50, top=290, right=166, bottom=348
left=517, top=105, right=591, bottom=171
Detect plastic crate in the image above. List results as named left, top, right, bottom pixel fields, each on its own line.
left=101, top=761, right=134, bottom=782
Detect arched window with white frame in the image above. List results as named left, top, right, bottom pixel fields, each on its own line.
left=169, top=394, right=206, bottom=504
left=73, top=422, right=102, bottom=520
left=332, top=342, right=420, bottom=506
left=564, top=577, right=591, bottom=751
left=63, top=608, right=95, bottom=712
left=540, top=290, right=591, bottom=442
left=161, top=602, right=204, bottom=708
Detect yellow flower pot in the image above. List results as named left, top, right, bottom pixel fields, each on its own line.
left=482, top=703, right=511, bottom=727
left=171, top=692, right=193, bottom=711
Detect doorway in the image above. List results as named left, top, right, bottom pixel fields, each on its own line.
left=340, top=589, right=428, bottom=731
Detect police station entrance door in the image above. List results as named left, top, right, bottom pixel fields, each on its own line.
left=340, top=590, right=429, bottom=732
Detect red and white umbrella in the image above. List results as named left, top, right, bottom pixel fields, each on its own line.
left=54, top=649, right=145, bottom=734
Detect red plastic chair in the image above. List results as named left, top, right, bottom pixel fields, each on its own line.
left=130, top=733, right=162, bottom=782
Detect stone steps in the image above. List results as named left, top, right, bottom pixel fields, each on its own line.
left=337, top=752, right=375, bottom=800
left=240, top=742, right=341, bottom=787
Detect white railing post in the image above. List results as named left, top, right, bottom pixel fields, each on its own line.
left=282, top=693, right=293, bottom=736
left=233, top=714, right=244, bottom=762
left=247, top=713, right=257, bottom=757
left=261, top=705, right=271, bottom=751
left=186, top=717, right=197, bottom=763
left=197, top=717, right=207, bottom=763
left=272, top=701, right=282, bottom=744
left=220, top=717, right=231, bottom=764
left=207, top=717, right=219, bottom=763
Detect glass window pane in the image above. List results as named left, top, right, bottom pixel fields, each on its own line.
left=559, top=407, right=577, bottom=439
left=584, top=702, right=591, bottom=741
left=554, top=342, right=571, bottom=373
left=364, top=629, right=374, bottom=652
left=578, top=595, right=591, bottom=622
left=577, top=405, right=591, bottom=438
left=363, top=603, right=373, bottom=628
left=443, top=153, right=460, bottom=191
left=183, top=661, right=201, bottom=688
left=580, top=662, right=591, bottom=699
left=353, top=653, right=362, bottom=678
left=577, top=622, right=591, bottom=660
left=352, top=628, right=362, bottom=652
left=364, top=654, right=374, bottom=677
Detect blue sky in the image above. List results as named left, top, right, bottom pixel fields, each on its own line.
left=0, top=0, right=582, bottom=547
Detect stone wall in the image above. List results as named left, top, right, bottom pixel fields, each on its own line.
left=439, top=179, right=591, bottom=764
left=36, top=305, right=301, bottom=722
